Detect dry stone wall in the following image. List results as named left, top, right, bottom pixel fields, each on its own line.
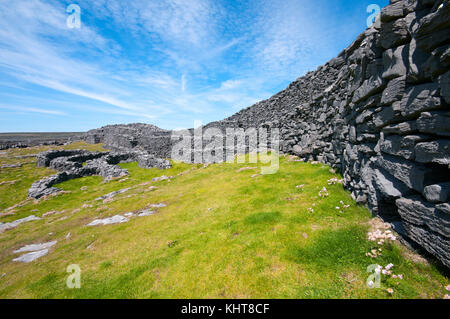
left=222, top=0, right=450, bottom=267
left=29, top=149, right=171, bottom=199
left=83, top=0, right=450, bottom=267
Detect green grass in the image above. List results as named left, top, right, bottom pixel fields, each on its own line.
left=0, top=143, right=448, bottom=299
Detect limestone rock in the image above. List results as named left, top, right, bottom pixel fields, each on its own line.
left=416, top=111, right=450, bottom=136
left=414, top=1, right=450, bottom=52
left=13, top=241, right=57, bottom=254
left=13, top=249, right=49, bottom=263
left=87, top=215, right=128, bottom=226
left=396, top=195, right=450, bottom=238
left=380, top=17, right=410, bottom=49
left=423, top=182, right=450, bottom=203
left=381, top=76, right=406, bottom=105
left=439, top=70, right=450, bottom=103
left=29, top=149, right=170, bottom=199
left=415, top=139, right=450, bottom=164
left=380, top=134, right=429, bottom=160
left=382, top=46, right=408, bottom=79
left=0, top=215, right=41, bottom=234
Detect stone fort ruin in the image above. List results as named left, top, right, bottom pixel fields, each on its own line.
left=61, top=0, right=450, bottom=268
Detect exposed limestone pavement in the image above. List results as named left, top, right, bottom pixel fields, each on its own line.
left=87, top=204, right=166, bottom=226
left=0, top=215, right=41, bottom=234
left=12, top=241, right=57, bottom=263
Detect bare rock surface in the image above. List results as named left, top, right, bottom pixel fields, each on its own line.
left=12, top=241, right=57, bottom=263
left=87, top=215, right=128, bottom=226
left=13, top=241, right=57, bottom=254
left=95, top=188, right=131, bottom=201
left=138, top=210, right=155, bottom=217
left=13, top=249, right=50, bottom=263
left=0, top=215, right=41, bottom=233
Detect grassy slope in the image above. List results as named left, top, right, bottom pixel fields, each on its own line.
left=0, top=142, right=448, bottom=298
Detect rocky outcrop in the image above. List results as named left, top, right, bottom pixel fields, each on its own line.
left=29, top=149, right=171, bottom=199
left=82, top=1, right=450, bottom=267
left=225, top=0, right=450, bottom=267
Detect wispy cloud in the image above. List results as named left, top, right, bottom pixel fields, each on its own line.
left=0, top=104, right=67, bottom=116
left=0, top=0, right=384, bottom=132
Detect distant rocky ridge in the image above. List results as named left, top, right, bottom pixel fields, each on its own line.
left=0, top=132, right=82, bottom=150
left=81, top=0, right=450, bottom=267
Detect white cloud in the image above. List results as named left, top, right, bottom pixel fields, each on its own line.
left=0, top=104, right=67, bottom=116
left=0, top=0, right=363, bottom=131
left=220, top=80, right=242, bottom=90
left=181, top=74, right=187, bottom=92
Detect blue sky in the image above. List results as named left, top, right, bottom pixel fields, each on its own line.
left=0, top=0, right=388, bottom=132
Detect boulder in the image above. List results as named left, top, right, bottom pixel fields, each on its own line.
left=423, top=182, right=450, bottom=203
